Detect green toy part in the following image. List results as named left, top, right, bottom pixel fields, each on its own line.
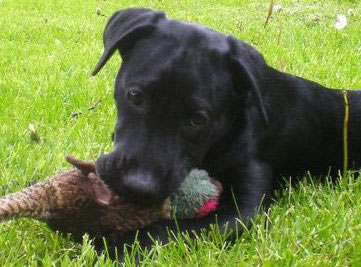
left=170, top=169, right=222, bottom=219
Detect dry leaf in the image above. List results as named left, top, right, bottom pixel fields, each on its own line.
left=28, top=123, right=40, bottom=143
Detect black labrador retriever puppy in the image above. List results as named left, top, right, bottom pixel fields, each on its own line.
left=93, top=8, right=361, bottom=251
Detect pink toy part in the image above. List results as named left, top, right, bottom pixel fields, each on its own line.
left=195, top=179, right=223, bottom=218
left=195, top=198, right=219, bottom=219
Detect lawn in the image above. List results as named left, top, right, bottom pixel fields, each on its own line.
left=0, top=0, right=361, bottom=265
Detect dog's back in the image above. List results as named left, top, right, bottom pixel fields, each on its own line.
left=259, top=67, right=361, bottom=179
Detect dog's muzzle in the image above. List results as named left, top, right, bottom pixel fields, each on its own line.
left=95, top=153, right=161, bottom=204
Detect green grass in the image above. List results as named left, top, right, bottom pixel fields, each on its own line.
left=1, top=0, right=361, bottom=265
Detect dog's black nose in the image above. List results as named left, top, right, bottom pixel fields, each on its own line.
left=122, top=171, right=158, bottom=202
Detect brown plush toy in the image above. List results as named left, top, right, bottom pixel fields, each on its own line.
left=0, top=156, right=222, bottom=242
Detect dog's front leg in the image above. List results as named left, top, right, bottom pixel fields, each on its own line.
left=231, top=160, right=274, bottom=222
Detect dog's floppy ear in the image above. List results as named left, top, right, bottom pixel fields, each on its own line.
left=92, top=8, right=165, bottom=75
left=227, top=37, right=269, bottom=126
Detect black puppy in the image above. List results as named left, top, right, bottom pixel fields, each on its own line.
left=93, top=8, right=361, bottom=251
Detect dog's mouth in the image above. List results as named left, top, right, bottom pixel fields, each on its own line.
left=95, top=150, right=194, bottom=206
left=96, top=166, right=186, bottom=206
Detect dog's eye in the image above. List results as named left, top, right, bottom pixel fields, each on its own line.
left=189, top=113, right=207, bottom=127
left=127, top=90, right=144, bottom=106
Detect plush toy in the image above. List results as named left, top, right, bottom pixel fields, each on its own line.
left=0, top=156, right=222, bottom=241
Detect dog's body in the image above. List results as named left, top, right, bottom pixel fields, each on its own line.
left=92, top=8, right=361, bottom=252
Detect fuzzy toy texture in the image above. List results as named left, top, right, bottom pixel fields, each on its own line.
left=0, top=156, right=222, bottom=241
left=170, top=169, right=222, bottom=219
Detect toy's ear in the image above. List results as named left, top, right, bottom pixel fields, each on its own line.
left=65, top=155, right=96, bottom=176
left=88, top=173, right=113, bottom=206
left=227, top=37, right=269, bottom=126
left=92, top=8, right=166, bottom=75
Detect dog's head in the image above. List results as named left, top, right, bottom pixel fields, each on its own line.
left=93, top=8, right=268, bottom=205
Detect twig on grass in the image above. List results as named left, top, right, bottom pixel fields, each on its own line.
left=277, top=27, right=282, bottom=46
left=342, top=90, right=349, bottom=178
left=279, top=56, right=285, bottom=72
left=88, top=100, right=101, bottom=111
left=70, top=99, right=101, bottom=118
left=71, top=111, right=82, bottom=118
left=256, top=0, right=274, bottom=45
left=264, top=0, right=274, bottom=29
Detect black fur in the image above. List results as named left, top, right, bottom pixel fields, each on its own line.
left=93, top=8, right=361, bottom=255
